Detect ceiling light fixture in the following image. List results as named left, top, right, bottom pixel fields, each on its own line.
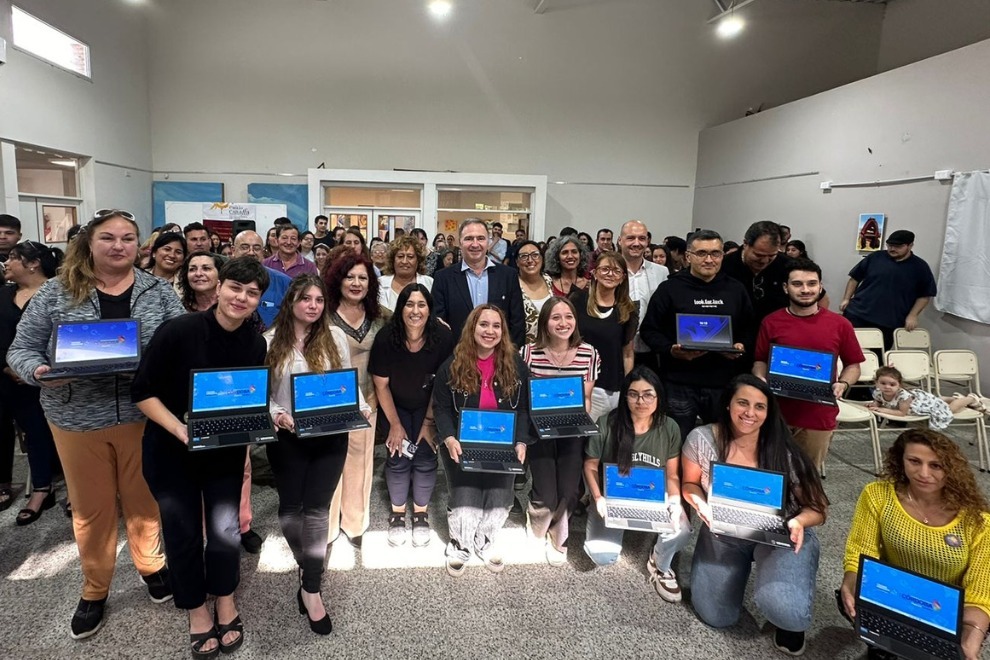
left=49, top=159, right=77, bottom=168
left=428, top=0, right=452, bottom=20
left=709, top=0, right=757, bottom=39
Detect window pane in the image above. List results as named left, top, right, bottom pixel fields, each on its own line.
left=12, top=6, right=92, bottom=78
left=324, top=187, right=421, bottom=209
left=42, top=205, right=78, bottom=243
left=16, top=146, right=79, bottom=197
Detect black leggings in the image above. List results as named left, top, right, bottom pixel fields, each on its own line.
left=384, top=406, right=438, bottom=509
left=266, top=430, right=348, bottom=593
left=526, top=436, right=584, bottom=550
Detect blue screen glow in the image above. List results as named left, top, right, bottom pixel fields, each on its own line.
left=769, top=345, right=834, bottom=384
left=677, top=314, right=732, bottom=345
left=604, top=464, right=666, bottom=504
left=54, top=321, right=139, bottom=363
left=458, top=410, right=515, bottom=445
left=860, top=557, right=960, bottom=635
left=293, top=371, right=358, bottom=413
left=530, top=375, right=583, bottom=411
left=711, top=463, right=785, bottom=509
left=191, top=369, right=268, bottom=414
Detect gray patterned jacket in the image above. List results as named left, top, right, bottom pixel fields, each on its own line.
left=7, top=269, right=185, bottom=431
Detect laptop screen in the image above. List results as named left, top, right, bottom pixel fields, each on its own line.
left=768, top=345, right=834, bottom=384
left=54, top=320, right=140, bottom=364
left=604, top=464, right=666, bottom=504
left=530, top=375, right=583, bottom=412
left=458, top=409, right=515, bottom=446
left=677, top=314, right=732, bottom=346
left=292, top=371, right=358, bottom=413
left=859, top=557, right=961, bottom=635
left=191, top=368, right=269, bottom=414
left=710, top=463, right=785, bottom=509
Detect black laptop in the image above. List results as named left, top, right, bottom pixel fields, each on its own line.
left=187, top=367, right=277, bottom=450
left=290, top=369, right=371, bottom=438
left=675, top=314, right=743, bottom=353
left=767, top=344, right=837, bottom=406
left=529, top=375, right=598, bottom=439
left=458, top=409, right=523, bottom=474
left=40, top=319, right=142, bottom=380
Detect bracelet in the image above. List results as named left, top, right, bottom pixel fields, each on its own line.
left=964, top=622, right=988, bottom=637
left=838, top=380, right=852, bottom=391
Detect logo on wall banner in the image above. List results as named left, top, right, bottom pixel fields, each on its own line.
left=203, top=203, right=257, bottom=221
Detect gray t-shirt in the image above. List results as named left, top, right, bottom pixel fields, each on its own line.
left=587, top=413, right=682, bottom=468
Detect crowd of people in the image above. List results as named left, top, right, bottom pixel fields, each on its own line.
left=0, top=209, right=986, bottom=660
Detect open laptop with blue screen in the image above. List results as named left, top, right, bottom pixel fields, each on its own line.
left=709, top=462, right=792, bottom=547
left=675, top=314, right=743, bottom=353
left=187, top=367, right=276, bottom=451
left=856, top=555, right=963, bottom=660
left=767, top=344, right=837, bottom=406
left=40, top=319, right=142, bottom=380
left=603, top=464, right=674, bottom=532
left=529, top=375, right=598, bottom=439
left=457, top=409, right=523, bottom=474
left=290, top=369, right=370, bottom=438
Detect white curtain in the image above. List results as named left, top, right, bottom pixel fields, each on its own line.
left=934, top=171, right=990, bottom=324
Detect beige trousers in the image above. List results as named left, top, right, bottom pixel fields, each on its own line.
left=328, top=415, right=376, bottom=541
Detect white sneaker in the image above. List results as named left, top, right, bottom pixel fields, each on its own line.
left=647, top=557, right=681, bottom=602
left=545, top=538, right=567, bottom=567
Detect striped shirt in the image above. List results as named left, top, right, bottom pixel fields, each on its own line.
left=520, top=342, right=601, bottom=382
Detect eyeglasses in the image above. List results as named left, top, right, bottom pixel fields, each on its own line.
left=752, top=274, right=765, bottom=300
left=94, top=209, right=135, bottom=222
left=626, top=391, right=657, bottom=403
left=688, top=250, right=724, bottom=261
left=596, top=266, right=624, bottom=276
left=517, top=252, right=542, bottom=262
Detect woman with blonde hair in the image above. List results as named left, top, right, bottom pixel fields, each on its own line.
left=432, top=304, right=533, bottom=576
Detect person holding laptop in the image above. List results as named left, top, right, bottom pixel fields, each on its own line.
left=432, top=305, right=532, bottom=576
left=752, top=258, right=864, bottom=472
left=681, top=374, right=829, bottom=656
left=133, top=257, right=270, bottom=658
left=839, top=429, right=990, bottom=660
left=370, top=283, right=453, bottom=548
left=264, top=274, right=371, bottom=635
left=7, top=210, right=184, bottom=640
left=583, top=367, right=690, bottom=602
left=520, top=296, right=600, bottom=565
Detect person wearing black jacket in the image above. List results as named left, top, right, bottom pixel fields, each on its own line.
left=640, top=230, right=754, bottom=440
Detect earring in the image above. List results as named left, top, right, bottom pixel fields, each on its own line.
left=29, top=268, right=36, bottom=273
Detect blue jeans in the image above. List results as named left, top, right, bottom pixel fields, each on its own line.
left=690, top=525, right=820, bottom=632
left=584, top=502, right=692, bottom=570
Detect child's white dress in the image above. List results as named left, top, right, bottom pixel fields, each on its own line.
left=872, top=388, right=954, bottom=431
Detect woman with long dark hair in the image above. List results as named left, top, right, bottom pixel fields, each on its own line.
left=146, top=232, right=187, bottom=286
left=370, top=283, right=453, bottom=547
left=682, top=374, right=829, bottom=656
left=583, top=366, right=689, bottom=598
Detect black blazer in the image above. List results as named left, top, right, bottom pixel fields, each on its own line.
left=432, top=261, right=526, bottom=347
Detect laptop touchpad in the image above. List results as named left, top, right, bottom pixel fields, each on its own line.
left=219, top=432, right=250, bottom=446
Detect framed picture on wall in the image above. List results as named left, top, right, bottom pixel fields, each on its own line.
left=856, top=213, right=885, bottom=252
left=41, top=205, right=78, bottom=243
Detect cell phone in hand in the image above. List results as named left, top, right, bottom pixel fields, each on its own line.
left=400, top=438, right=417, bottom=459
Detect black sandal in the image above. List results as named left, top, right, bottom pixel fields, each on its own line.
left=190, top=626, right=221, bottom=660
left=0, top=487, right=14, bottom=512
left=214, top=612, right=244, bottom=655
left=16, top=487, right=56, bottom=526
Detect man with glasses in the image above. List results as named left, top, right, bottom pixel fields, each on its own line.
left=232, top=230, right=290, bottom=331
left=721, top=221, right=795, bottom=325
left=641, top=230, right=754, bottom=439
left=619, top=220, right=668, bottom=373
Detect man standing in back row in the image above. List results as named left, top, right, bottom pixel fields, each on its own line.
left=840, top=229, right=937, bottom=350
left=618, top=220, right=667, bottom=373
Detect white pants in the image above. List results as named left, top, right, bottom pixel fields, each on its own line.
left=590, top=387, right=620, bottom=424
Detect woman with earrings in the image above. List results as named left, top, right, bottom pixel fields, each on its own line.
left=520, top=296, right=599, bottom=565
left=265, top=274, right=370, bottom=635
left=146, top=232, right=187, bottom=287
left=515, top=240, right=554, bottom=344
left=179, top=251, right=223, bottom=313
left=432, top=305, right=533, bottom=576
left=572, top=250, right=638, bottom=420
left=0, top=241, right=64, bottom=525
left=545, top=235, right=590, bottom=297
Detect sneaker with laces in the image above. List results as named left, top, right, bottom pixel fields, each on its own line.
left=141, top=567, right=173, bottom=603
left=646, top=556, right=682, bottom=602
left=773, top=628, right=806, bottom=656
left=70, top=597, right=107, bottom=640
left=411, top=512, right=430, bottom=547
left=387, top=512, right=408, bottom=547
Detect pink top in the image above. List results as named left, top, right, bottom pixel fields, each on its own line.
left=477, top=354, right=497, bottom=409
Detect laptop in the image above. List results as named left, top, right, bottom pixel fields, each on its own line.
left=708, top=462, right=793, bottom=548
left=767, top=344, right=837, bottom=406
left=457, top=409, right=523, bottom=474
left=855, top=555, right=964, bottom=660
left=290, top=369, right=371, bottom=438
left=603, top=464, right=674, bottom=532
left=675, top=314, right=744, bottom=353
left=40, top=319, right=142, bottom=380
left=529, top=375, right=599, bottom=439
left=187, top=367, right=277, bottom=451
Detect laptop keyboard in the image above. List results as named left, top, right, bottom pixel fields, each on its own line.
left=191, top=414, right=271, bottom=437
left=607, top=506, right=671, bottom=523
left=779, top=381, right=831, bottom=397
left=461, top=449, right=517, bottom=463
left=712, top=505, right=787, bottom=532
left=301, top=411, right=365, bottom=428
left=535, top=413, right=590, bottom=429
left=47, top=364, right=134, bottom=377
left=859, top=610, right=958, bottom=659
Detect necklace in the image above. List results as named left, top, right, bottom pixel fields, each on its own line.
left=906, top=490, right=941, bottom=525
left=545, top=346, right=575, bottom=371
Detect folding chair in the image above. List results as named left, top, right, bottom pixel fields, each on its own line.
left=845, top=352, right=880, bottom=399
left=854, top=328, right=885, bottom=355
left=833, top=400, right=883, bottom=475
left=884, top=350, right=932, bottom=391
left=892, top=328, right=932, bottom=364
left=933, top=350, right=988, bottom=471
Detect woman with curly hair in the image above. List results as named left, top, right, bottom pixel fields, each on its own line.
left=545, top=234, right=590, bottom=296
left=377, top=235, right=433, bottom=312
left=324, top=251, right=389, bottom=548
left=432, top=304, right=533, bottom=576
left=178, top=251, right=223, bottom=312
left=840, top=429, right=990, bottom=660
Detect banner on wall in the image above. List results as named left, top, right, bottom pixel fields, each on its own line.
left=164, top=202, right=288, bottom=243
left=202, top=203, right=255, bottom=241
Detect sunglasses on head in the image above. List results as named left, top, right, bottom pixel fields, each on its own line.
left=93, top=209, right=136, bottom=222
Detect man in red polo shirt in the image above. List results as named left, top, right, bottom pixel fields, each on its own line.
left=753, top=258, right=864, bottom=471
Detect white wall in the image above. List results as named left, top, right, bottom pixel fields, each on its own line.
left=878, top=0, right=990, bottom=72
left=693, top=39, right=990, bottom=383
left=147, top=0, right=885, bottom=238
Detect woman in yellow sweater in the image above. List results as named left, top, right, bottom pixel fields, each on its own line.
left=840, top=429, right=990, bottom=660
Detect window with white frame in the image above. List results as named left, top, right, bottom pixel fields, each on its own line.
left=11, top=5, right=92, bottom=79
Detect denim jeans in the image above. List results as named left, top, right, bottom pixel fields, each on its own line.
left=690, top=525, right=820, bottom=632
left=663, top=381, right=725, bottom=440
left=584, top=501, right=692, bottom=570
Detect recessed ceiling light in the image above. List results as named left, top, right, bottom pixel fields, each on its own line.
left=428, top=0, right=452, bottom=19
left=716, top=14, right=744, bottom=38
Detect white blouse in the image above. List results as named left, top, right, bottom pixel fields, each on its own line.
left=377, top=274, right=434, bottom=312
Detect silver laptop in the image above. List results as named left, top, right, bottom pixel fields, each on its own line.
left=458, top=409, right=523, bottom=474
left=708, top=462, right=792, bottom=548
left=187, top=367, right=277, bottom=451
left=40, top=319, right=142, bottom=380
left=675, top=313, right=743, bottom=354
left=767, top=344, right=837, bottom=406
left=603, top=464, right=674, bottom=532
left=290, top=369, right=371, bottom=438
left=529, top=375, right=598, bottom=439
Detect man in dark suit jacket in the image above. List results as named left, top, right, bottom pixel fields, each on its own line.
left=433, top=219, right=526, bottom=346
